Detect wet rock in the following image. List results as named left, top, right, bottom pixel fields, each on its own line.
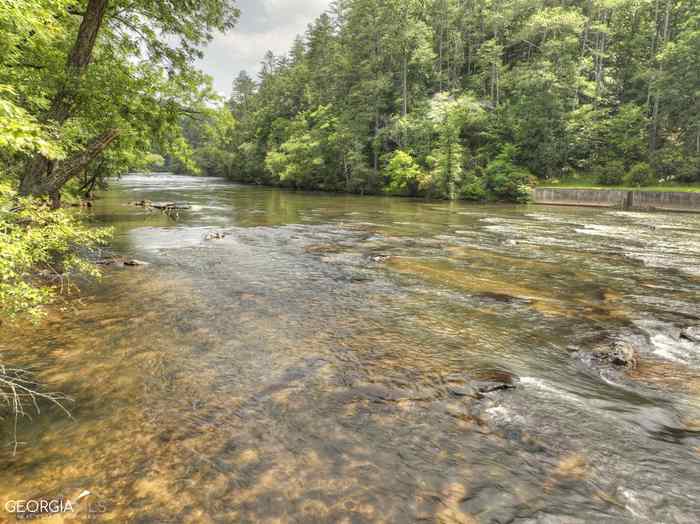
left=443, top=373, right=479, bottom=398
left=95, top=256, right=120, bottom=266
left=351, top=384, right=437, bottom=403
left=131, top=199, right=191, bottom=211
left=552, top=453, right=588, bottom=480
left=123, top=259, right=149, bottom=267
left=609, top=341, right=638, bottom=367
left=348, top=273, right=372, bottom=283
left=95, top=256, right=148, bottom=267
left=680, top=327, right=700, bottom=343
left=599, top=288, right=623, bottom=303
left=443, top=402, right=471, bottom=419
left=475, top=292, right=522, bottom=304
left=576, top=331, right=643, bottom=370
left=471, top=370, right=518, bottom=393
left=591, top=339, right=639, bottom=369
left=448, top=385, right=479, bottom=398
left=151, top=201, right=191, bottom=210
left=304, top=243, right=341, bottom=254
left=204, top=231, right=227, bottom=241
left=444, top=370, right=516, bottom=397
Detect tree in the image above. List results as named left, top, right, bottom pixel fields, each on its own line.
left=229, top=71, right=257, bottom=118
left=265, top=105, right=345, bottom=190
left=427, top=93, right=484, bottom=199
left=14, top=0, right=239, bottom=205
left=384, top=150, right=425, bottom=195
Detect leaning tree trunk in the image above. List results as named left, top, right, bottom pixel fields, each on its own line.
left=20, top=0, right=111, bottom=203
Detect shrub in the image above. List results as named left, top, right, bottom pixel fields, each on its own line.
left=483, top=145, right=532, bottom=202
left=676, top=158, right=700, bottom=184
left=623, top=162, right=655, bottom=187
left=594, top=160, right=625, bottom=185
left=460, top=170, right=487, bottom=201
left=0, top=183, right=111, bottom=321
left=653, top=146, right=700, bottom=183
left=383, top=150, right=424, bottom=196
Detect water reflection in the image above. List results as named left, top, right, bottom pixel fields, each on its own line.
left=1, top=174, right=699, bottom=522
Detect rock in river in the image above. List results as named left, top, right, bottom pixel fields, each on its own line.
left=473, top=370, right=518, bottom=393
left=123, top=259, right=149, bottom=267
left=204, top=231, right=227, bottom=241
left=589, top=338, right=639, bottom=369
left=680, top=327, right=700, bottom=343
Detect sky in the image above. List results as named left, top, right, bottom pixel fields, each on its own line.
left=196, top=0, right=331, bottom=97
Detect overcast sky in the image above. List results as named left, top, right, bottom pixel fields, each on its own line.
left=196, top=0, right=331, bottom=96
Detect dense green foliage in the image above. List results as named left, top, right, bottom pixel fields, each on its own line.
left=1, top=0, right=238, bottom=197
left=185, top=0, right=699, bottom=201
left=0, top=182, right=110, bottom=320
left=0, top=0, right=238, bottom=319
left=624, top=162, right=656, bottom=187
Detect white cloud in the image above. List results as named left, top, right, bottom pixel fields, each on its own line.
left=196, top=0, right=330, bottom=96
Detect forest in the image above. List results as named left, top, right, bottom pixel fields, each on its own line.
left=180, top=0, right=700, bottom=202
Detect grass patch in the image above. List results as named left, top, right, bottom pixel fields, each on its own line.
left=539, top=175, right=700, bottom=193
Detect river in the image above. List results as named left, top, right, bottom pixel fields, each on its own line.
left=1, top=174, right=699, bottom=523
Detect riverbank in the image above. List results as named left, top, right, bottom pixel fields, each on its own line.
left=533, top=187, right=700, bottom=213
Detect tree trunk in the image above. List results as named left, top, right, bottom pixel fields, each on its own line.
left=594, top=11, right=609, bottom=103
left=21, top=129, right=120, bottom=207
left=646, top=0, right=660, bottom=108
left=492, top=25, right=500, bottom=106
left=402, top=51, right=408, bottom=117
left=650, top=0, right=671, bottom=154
left=20, top=0, right=110, bottom=198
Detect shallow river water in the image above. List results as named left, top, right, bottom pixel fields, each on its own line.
left=2, top=174, right=700, bottom=523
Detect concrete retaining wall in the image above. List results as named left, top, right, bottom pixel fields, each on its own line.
left=533, top=188, right=700, bottom=213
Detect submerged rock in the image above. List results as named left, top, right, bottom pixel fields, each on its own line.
left=593, top=339, right=639, bottom=369
left=473, top=370, right=518, bottom=393
left=304, top=243, right=341, bottom=254
left=574, top=330, right=642, bottom=370
left=95, top=256, right=148, bottom=267
left=444, top=370, right=518, bottom=397
left=680, top=327, right=700, bottom=343
left=448, top=385, right=479, bottom=397
left=350, top=384, right=439, bottom=403
left=151, top=201, right=191, bottom=210
left=368, top=254, right=392, bottom=263
left=609, top=341, right=639, bottom=367
left=123, top=259, right=149, bottom=267
left=130, top=199, right=191, bottom=211
left=204, top=231, right=227, bottom=241
left=474, top=291, right=523, bottom=304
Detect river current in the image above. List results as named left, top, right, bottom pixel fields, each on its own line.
left=1, top=174, right=699, bottom=523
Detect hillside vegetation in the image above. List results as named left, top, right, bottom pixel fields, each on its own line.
left=179, top=0, right=699, bottom=202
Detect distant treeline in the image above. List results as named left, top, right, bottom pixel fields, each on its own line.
left=177, top=0, right=699, bottom=202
